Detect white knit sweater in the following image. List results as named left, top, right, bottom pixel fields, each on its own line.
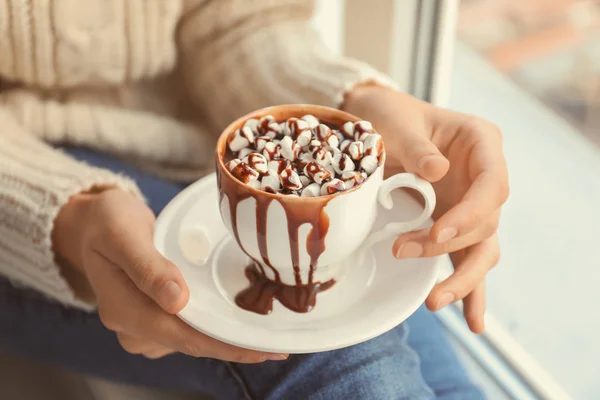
left=0, top=0, right=395, bottom=310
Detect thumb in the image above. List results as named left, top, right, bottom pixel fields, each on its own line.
left=388, top=129, right=449, bottom=182
left=125, top=248, right=190, bottom=314
left=101, top=229, right=190, bottom=314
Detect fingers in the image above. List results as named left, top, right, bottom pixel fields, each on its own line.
left=431, top=120, right=509, bottom=243
left=90, top=263, right=287, bottom=363
left=343, top=85, right=450, bottom=181
left=390, top=131, right=450, bottom=182
left=425, top=235, right=498, bottom=333
left=117, top=332, right=175, bottom=359
left=463, top=281, right=486, bottom=334
left=393, top=212, right=499, bottom=259
left=431, top=172, right=508, bottom=244
left=427, top=235, right=498, bottom=305
left=122, top=248, right=190, bottom=315
left=96, top=224, right=190, bottom=314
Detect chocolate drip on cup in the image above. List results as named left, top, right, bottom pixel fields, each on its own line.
left=235, top=264, right=335, bottom=315
left=219, top=171, right=334, bottom=314
left=217, top=105, right=385, bottom=315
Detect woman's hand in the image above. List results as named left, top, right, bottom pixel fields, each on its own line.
left=343, top=85, right=509, bottom=334
left=52, top=189, right=287, bottom=362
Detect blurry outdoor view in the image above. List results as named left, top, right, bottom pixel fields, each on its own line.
left=458, top=0, right=600, bottom=147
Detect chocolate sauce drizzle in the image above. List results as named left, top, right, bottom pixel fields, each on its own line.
left=218, top=166, right=335, bottom=315
left=235, top=263, right=335, bottom=315
left=255, top=196, right=280, bottom=281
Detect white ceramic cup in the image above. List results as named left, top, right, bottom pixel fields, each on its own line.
left=216, top=105, right=436, bottom=286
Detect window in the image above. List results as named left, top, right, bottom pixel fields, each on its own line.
left=315, top=1, right=600, bottom=398
left=459, top=0, right=600, bottom=148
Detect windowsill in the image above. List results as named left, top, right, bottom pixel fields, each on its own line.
left=449, top=42, right=600, bottom=399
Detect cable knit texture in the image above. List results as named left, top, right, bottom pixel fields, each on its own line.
left=0, top=0, right=397, bottom=309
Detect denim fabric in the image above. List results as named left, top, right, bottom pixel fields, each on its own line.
left=0, top=146, right=484, bottom=400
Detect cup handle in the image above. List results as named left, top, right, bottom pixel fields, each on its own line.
left=362, top=173, right=436, bottom=249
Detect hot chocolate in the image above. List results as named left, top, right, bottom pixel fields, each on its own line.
left=217, top=110, right=387, bottom=315
left=225, top=115, right=383, bottom=197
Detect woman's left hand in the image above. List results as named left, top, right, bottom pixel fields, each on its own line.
left=343, top=85, right=509, bottom=334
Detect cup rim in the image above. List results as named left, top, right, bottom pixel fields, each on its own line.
left=216, top=104, right=386, bottom=202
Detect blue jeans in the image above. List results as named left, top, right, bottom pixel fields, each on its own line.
left=0, top=147, right=484, bottom=400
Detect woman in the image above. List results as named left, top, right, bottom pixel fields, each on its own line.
left=0, top=0, right=508, bottom=398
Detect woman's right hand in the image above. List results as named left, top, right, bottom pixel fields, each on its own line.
left=52, top=189, right=287, bottom=362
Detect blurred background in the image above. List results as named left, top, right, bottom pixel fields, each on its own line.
left=4, top=1, right=599, bottom=399
left=325, top=1, right=600, bottom=399
left=459, top=0, right=600, bottom=147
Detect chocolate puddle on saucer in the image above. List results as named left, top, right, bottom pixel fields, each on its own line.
left=219, top=167, right=336, bottom=315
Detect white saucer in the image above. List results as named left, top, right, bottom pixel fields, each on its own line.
left=154, top=174, right=441, bottom=354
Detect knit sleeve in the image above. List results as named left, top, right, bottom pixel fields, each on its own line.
left=177, top=0, right=398, bottom=131
left=0, top=109, right=142, bottom=310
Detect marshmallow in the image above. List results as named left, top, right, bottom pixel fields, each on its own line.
left=324, top=163, right=336, bottom=178
left=348, top=141, right=364, bottom=160
left=228, top=115, right=381, bottom=196
left=246, top=153, right=268, bottom=174
left=248, top=179, right=261, bottom=190
left=258, top=115, right=275, bottom=131
left=283, top=117, right=309, bottom=137
left=301, top=114, right=320, bottom=129
left=355, top=130, right=370, bottom=142
left=333, top=129, right=344, bottom=143
left=257, top=115, right=279, bottom=138
left=341, top=121, right=355, bottom=139
left=320, top=179, right=346, bottom=196
left=264, top=122, right=280, bottom=138
left=304, top=161, right=331, bottom=185
left=341, top=171, right=365, bottom=189
left=296, top=128, right=312, bottom=147
left=261, top=174, right=281, bottom=193
left=238, top=147, right=254, bottom=160
left=301, top=182, right=321, bottom=197
left=339, top=139, right=351, bottom=154
left=324, top=133, right=339, bottom=149
left=360, top=155, right=378, bottom=174
left=228, top=127, right=254, bottom=152
left=243, top=118, right=259, bottom=134
left=315, top=124, right=332, bottom=141
left=225, top=158, right=241, bottom=172
left=363, top=133, right=383, bottom=156
left=312, top=146, right=333, bottom=167
left=298, top=150, right=313, bottom=162
left=296, top=151, right=313, bottom=170
left=262, top=141, right=281, bottom=161
left=255, top=135, right=272, bottom=152
left=299, top=174, right=311, bottom=187
left=268, top=159, right=290, bottom=177
left=231, top=162, right=259, bottom=183
left=280, top=136, right=301, bottom=161
left=332, top=153, right=355, bottom=175
left=279, top=167, right=303, bottom=191
left=354, top=121, right=374, bottom=142
left=308, top=140, right=322, bottom=152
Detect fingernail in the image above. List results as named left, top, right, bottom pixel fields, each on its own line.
left=436, top=293, right=455, bottom=310
left=417, top=155, right=443, bottom=170
left=436, top=227, right=457, bottom=244
left=157, top=281, right=181, bottom=310
left=263, top=353, right=288, bottom=361
left=395, top=242, right=423, bottom=259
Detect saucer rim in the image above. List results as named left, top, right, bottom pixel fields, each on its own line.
left=155, top=173, right=440, bottom=354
